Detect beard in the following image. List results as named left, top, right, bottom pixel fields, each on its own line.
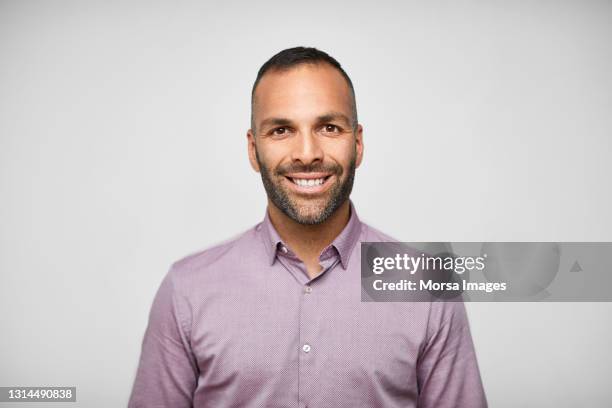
left=255, top=149, right=356, bottom=225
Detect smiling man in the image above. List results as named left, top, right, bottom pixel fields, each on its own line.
left=128, top=46, right=487, bottom=408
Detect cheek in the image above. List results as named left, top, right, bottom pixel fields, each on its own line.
left=256, top=143, right=287, bottom=169
left=323, top=140, right=356, bottom=167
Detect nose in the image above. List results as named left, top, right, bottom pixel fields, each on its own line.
left=290, top=131, right=323, bottom=166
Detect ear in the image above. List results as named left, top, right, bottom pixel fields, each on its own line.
left=247, top=129, right=261, bottom=173
left=355, top=124, right=364, bottom=168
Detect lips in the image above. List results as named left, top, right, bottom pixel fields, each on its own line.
left=288, top=176, right=329, bottom=187
left=283, top=172, right=334, bottom=194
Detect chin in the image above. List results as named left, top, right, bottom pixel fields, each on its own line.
left=290, top=201, right=338, bottom=225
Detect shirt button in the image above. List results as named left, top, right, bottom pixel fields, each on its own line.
left=302, top=344, right=311, bottom=353
left=304, top=286, right=312, bottom=294
left=280, top=246, right=288, bottom=253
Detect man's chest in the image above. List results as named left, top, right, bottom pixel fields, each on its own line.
left=187, top=274, right=427, bottom=403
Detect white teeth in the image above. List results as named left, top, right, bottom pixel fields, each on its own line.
left=292, top=178, right=326, bottom=187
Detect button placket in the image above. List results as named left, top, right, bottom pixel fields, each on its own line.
left=298, top=276, right=318, bottom=407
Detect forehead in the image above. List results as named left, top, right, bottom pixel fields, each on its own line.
left=253, top=63, right=353, bottom=126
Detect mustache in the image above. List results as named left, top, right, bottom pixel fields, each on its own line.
left=275, top=162, right=341, bottom=176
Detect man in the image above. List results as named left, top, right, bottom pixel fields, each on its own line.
left=129, top=46, right=487, bottom=407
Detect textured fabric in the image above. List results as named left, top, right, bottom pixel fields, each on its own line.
left=128, top=200, right=487, bottom=408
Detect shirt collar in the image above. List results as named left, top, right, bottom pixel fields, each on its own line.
left=261, top=199, right=362, bottom=269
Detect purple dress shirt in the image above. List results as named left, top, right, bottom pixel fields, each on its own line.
left=129, top=201, right=487, bottom=407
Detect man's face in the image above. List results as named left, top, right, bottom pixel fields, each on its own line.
left=247, top=63, right=363, bottom=225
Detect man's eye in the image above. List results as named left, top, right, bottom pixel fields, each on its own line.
left=323, top=124, right=341, bottom=133
left=272, top=127, right=287, bottom=136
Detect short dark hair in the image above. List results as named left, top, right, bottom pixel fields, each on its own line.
left=250, top=46, right=358, bottom=133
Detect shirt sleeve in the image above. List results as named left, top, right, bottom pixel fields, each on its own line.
left=416, top=300, right=488, bottom=408
left=128, top=267, right=199, bottom=408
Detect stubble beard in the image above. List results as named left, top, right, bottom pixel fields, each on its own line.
left=256, top=149, right=356, bottom=225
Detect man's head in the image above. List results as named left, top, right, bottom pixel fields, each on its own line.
left=247, top=46, right=363, bottom=225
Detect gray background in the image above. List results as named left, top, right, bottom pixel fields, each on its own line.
left=1, top=0, right=611, bottom=406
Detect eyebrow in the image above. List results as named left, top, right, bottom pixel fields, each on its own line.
left=259, top=117, right=293, bottom=130
left=258, top=111, right=352, bottom=131
left=317, top=112, right=352, bottom=126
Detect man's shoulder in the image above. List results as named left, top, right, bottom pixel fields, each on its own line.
left=167, top=223, right=262, bottom=277
left=360, top=220, right=400, bottom=243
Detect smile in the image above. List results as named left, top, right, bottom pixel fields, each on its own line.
left=283, top=172, right=334, bottom=194
left=289, top=177, right=330, bottom=187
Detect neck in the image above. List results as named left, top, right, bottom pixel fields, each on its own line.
left=267, top=200, right=351, bottom=267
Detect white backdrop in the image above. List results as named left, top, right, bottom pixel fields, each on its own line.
left=1, top=1, right=611, bottom=406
